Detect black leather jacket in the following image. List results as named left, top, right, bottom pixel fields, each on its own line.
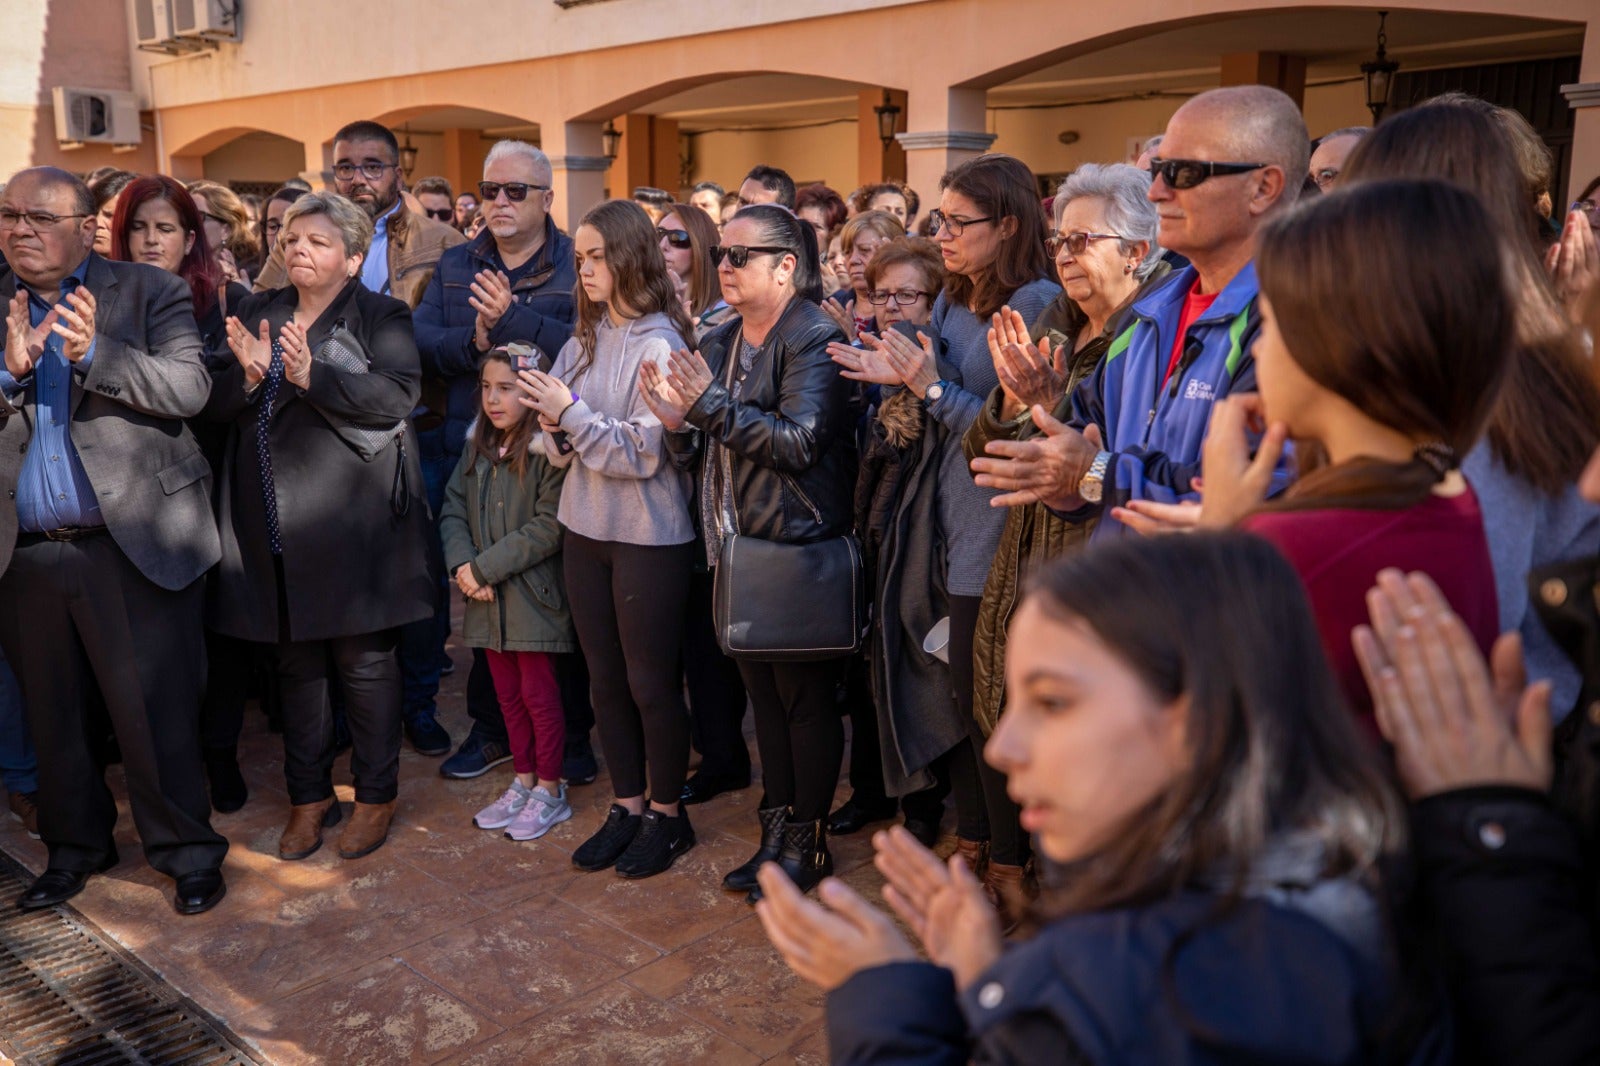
left=666, top=297, right=857, bottom=544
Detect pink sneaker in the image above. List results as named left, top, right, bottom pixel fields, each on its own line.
left=474, top=782, right=532, bottom=830
left=505, top=784, right=572, bottom=841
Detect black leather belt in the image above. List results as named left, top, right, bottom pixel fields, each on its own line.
left=19, top=526, right=109, bottom=543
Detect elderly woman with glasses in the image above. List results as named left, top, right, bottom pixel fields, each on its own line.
left=640, top=204, right=859, bottom=904
left=204, top=191, right=435, bottom=866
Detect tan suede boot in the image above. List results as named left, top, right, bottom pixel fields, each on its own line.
left=279, top=797, right=340, bottom=861
left=338, top=800, right=398, bottom=859
left=953, top=837, right=990, bottom=880
left=984, top=861, right=1037, bottom=934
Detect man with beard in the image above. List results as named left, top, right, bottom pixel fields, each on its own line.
left=254, top=121, right=463, bottom=759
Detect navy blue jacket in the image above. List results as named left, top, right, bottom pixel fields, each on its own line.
left=827, top=868, right=1449, bottom=1065
left=412, top=220, right=576, bottom=455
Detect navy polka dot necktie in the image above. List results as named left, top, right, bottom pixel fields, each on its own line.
left=256, top=340, right=285, bottom=556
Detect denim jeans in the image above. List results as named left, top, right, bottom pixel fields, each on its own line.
left=0, top=648, right=35, bottom=795
left=399, top=424, right=457, bottom=719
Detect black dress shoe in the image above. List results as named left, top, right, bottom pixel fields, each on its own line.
left=902, top=817, right=941, bottom=849
left=680, top=771, right=750, bottom=806
left=17, top=852, right=118, bottom=911
left=173, top=868, right=226, bottom=916
left=827, top=795, right=899, bottom=836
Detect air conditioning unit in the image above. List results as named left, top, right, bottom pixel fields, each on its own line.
left=132, top=0, right=176, bottom=48
left=52, top=88, right=142, bottom=149
left=173, top=0, right=240, bottom=41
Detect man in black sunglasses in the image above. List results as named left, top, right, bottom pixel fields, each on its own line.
left=972, top=85, right=1306, bottom=536
left=255, top=120, right=463, bottom=311
left=413, top=139, right=588, bottom=784
left=414, top=175, right=457, bottom=224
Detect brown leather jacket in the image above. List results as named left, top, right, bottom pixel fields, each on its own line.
left=253, top=203, right=464, bottom=309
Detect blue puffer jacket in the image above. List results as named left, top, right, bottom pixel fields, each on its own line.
left=412, top=220, right=577, bottom=456
left=1063, top=261, right=1283, bottom=537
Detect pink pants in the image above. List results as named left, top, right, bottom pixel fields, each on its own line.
left=484, top=650, right=565, bottom=781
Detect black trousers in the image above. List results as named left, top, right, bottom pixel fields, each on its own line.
left=565, top=533, right=693, bottom=802
left=685, top=569, right=750, bottom=779
left=742, top=658, right=846, bottom=823
left=841, top=654, right=949, bottom=822
left=0, top=534, right=227, bottom=877
left=200, top=629, right=253, bottom=751
left=277, top=630, right=401, bottom=805
left=946, top=594, right=991, bottom=842
left=467, top=649, right=595, bottom=749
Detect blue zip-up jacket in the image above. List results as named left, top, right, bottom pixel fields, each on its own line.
left=1062, top=261, right=1280, bottom=536
left=412, top=219, right=577, bottom=456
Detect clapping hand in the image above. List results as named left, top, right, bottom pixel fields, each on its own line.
left=1545, top=209, right=1599, bottom=327
left=821, top=297, right=859, bottom=343
left=873, top=826, right=1003, bottom=992
left=1353, top=569, right=1552, bottom=799
left=971, top=408, right=1103, bottom=510
left=636, top=348, right=715, bottom=431
left=829, top=333, right=901, bottom=385
left=470, top=269, right=513, bottom=348
left=754, top=865, right=916, bottom=992
left=50, top=287, right=96, bottom=363
left=988, top=306, right=1066, bottom=418
left=1193, top=394, right=1287, bottom=528
left=279, top=320, right=312, bottom=390
left=4, top=290, right=51, bottom=379
left=516, top=368, right=574, bottom=425
left=225, top=316, right=273, bottom=387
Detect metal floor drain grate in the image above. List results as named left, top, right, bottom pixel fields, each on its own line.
left=0, top=851, right=262, bottom=1065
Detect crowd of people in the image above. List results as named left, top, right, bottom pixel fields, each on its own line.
left=0, top=81, right=1598, bottom=1060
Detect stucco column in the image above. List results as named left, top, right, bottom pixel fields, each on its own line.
left=299, top=139, right=329, bottom=190
left=544, top=119, right=610, bottom=231
left=897, top=86, right=996, bottom=219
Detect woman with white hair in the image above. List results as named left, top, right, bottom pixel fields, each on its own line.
left=205, top=191, right=435, bottom=865
left=959, top=162, right=1169, bottom=922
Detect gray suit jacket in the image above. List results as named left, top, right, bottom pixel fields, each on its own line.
left=0, top=254, right=221, bottom=590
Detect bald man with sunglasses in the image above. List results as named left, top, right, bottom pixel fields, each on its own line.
left=970, top=85, right=1306, bottom=536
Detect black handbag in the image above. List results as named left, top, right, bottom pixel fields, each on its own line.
left=713, top=531, right=865, bottom=662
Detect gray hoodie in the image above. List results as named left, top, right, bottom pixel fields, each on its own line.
left=543, top=311, right=696, bottom=546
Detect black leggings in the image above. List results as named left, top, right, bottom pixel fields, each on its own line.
left=946, top=595, right=992, bottom=843
left=564, top=532, right=693, bottom=803
left=684, top=568, right=750, bottom=779
left=741, top=658, right=845, bottom=823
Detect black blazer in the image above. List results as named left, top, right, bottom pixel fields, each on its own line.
left=203, top=279, right=435, bottom=642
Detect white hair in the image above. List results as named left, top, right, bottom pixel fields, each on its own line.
left=1053, top=163, right=1165, bottom=279
left=483, top=140, right=552, bottom=185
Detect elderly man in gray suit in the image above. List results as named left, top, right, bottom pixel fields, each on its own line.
left=0, top=167, right=228, bottom=915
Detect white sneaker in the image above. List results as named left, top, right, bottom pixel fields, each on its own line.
left=474, top=781, right=532, bottom=830
left=505, top=784, right=572, bottom=841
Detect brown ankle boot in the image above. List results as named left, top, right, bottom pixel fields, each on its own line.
left=953, top=837, right=990, bottom=880
left=984, top=861, right=1036, bottom=934
left=338, top=800, right=397, bottom=859
left=279, top=797, right=341, bottom=860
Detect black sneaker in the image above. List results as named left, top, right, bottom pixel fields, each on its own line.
left=615, top=808, right=696, bottom=879
left=572, top=804, right=641, bottom=871
left=439, top=734, right=513, bottom=780
left=562, top=734, right=598, bottom=786
left=404, top=711, right=452, bottom=757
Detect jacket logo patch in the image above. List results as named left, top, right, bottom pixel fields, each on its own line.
left=1182, top=379, right=1215, bottom=402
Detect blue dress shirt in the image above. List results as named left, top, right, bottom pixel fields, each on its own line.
left=360, top=201, right=400, bottom=296
left=0, top=258, right=104, bottom=531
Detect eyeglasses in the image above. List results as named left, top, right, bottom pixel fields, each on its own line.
left=657, top=227, right=692, bottom=249
left=1312, top=167, right=1342, bottom=191
left=0, top=209, right=89, bottom=231
left=928, top=209, right=994, bottom=237
left=710, top=244, right=791, bottom=269
left=1045, top=232, right=1127, bottom=258
left=478, top=182, right=549, bottom=203
left=201, top=211, right=229, bottom=227
left=1147, top=158, right=1267, bottom=190
left=866, top=288, right=936, bottom=306
left=332, top=162, right=400, bottom=182
left=263, top=219, right=284, bottom=239
left=1572, top=200, right=1600, bottom=225
left=423, top=207, right=454, bottom=222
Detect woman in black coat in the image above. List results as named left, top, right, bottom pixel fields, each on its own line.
left=205, top=191, right=434, bottom=864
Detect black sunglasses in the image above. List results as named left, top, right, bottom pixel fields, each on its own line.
left=423, top=207, right=454, bottom=221
left=710, top=244, right=791, bottom=269
left=657, top=227, right=692, bottom=249
left=478, top=181, right=550, bottom=203
left=1147, top=157, right=1266, bottom=190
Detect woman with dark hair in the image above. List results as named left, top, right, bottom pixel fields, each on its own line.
left=1132, top=180, right=1507, bottom=733
left=830, top=153, right=1059, bottom=901
left=758, top=532, right=1440, bottom=1063
left=260, top=185, right=309, bottom=257
left=656, top=202, right=729, bottom=338
left=1333, top=102, right=1600, bottom=725
left=111, top=175, right=254, bottom=812
left=795, top=184, right=849, bottom=293
left=641, top=203, right=858, bottom=901
left=89, top=170, right=137, bottom=257
left=514, top=199, right=700, bottom=880
left=850, top=182, right=912, bottom=226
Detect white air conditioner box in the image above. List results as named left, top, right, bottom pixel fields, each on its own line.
left=52, top=88, right=142, bottom=148
left=173, top=0, right=240, bottom=41
left=132, top=0, right=176, bottom=48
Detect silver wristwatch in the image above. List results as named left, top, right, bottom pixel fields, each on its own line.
left=1078, top=451, right=1112, bottom=503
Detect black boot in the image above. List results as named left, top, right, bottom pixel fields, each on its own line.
left=722, top=806, right=788, bottom=893
left=203, top=746, right=248, bottom=814
left=747, top=818, right=832, bottom=904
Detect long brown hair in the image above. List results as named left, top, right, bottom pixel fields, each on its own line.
left=662, top=202, right=721, bottom=317
left=571, top=200, right=696, bottom=379
left=472, top=347, right=538, bottom=478
left=1341, top=102, right=1600, bottom=495
left=1022, top=532, right=1404, bottom=919
left=1255, top=179, right=1513, bottom=511
left=938, top=154, right=1053, bottom=319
